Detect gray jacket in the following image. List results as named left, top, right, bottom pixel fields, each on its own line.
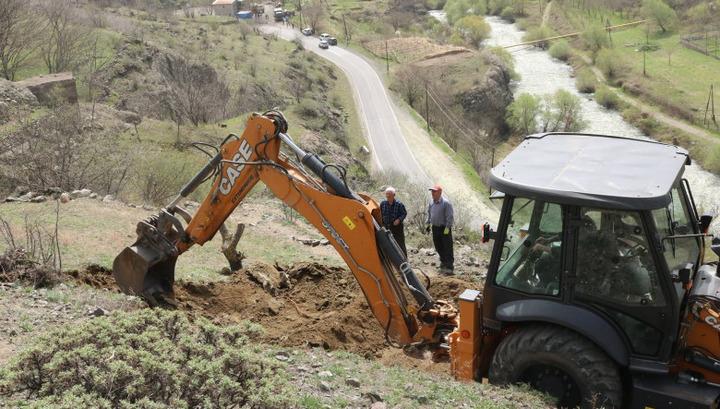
left=427, top=197, right=454, bottom=228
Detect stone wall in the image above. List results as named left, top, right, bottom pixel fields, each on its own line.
left=16, top=72, right=78, bottom=106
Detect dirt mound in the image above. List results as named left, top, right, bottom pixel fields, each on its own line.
left=174, top=262, right=387, bottom=358
left=66, top=262, right=476, bottom=358
left=66, top=264, right=118, bottom=290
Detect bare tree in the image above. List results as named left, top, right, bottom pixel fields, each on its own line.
left=386, top=10, right=413, bottom=32
left=84, top=34, right=116, bottom=122
left=304, top=0, right=325, bottom=34
left=156, top=53, right=230, bottom=133
left=0, top=0, right=40, bottom=80
left=392, top=65, right=424, bottom=108
left=0, top=105, right=130, bottom=193
left=38, top=0, right=92, bottom=73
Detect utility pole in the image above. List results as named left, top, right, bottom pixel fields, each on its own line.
left=342, top=14, right=349, bottom=46
left=488, top=148, right=496, bottom=194
left=385, top=40, right=389, bottom=73
left=606, top=18, right=612, bottom=46
left=643, top=25, right=649, bottom=77
left=425, top=82, right=430, bottom=131
left=705, top=85, right=717, bottom=128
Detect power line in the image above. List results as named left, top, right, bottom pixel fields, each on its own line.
left=425, top=88, right=494, bottom=150
left=425, top=87, right=495, bottom=150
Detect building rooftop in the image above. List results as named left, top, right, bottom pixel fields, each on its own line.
left=489, top=133, right=690, bottom=210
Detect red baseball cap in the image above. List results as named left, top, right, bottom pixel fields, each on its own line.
left=428, top=184, right=442, bottom=192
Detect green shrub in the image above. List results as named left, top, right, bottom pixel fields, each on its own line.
left=541, top=90, right=586, bottom=132
left=454, top=15, right=491, bottom=46
left=443, top=0, right=487, bottom=25
left=506, top=93, right=542, bottom=135
left=487, top=0, right=510, bottom=15
left=523, top=26, right=556, bottom=49
left=295, top=98, right=322, bottom=119
left=0, top=309, right=290, bottom=408
left=548, top=39, right=571, bottom=61
left=581, top=24, right=610, bottom=56
left=500, top=6, right=515, bottom=22
left=642, top=0, right=677, bottom=33
left=596, top=48, right=623, bottom=79
left=575, top=68, right=597, bottom=93
left=595, top=85, right=620, bottom=109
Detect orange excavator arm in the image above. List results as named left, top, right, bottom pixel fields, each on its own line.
left=113, top=111, right=456, bottom=347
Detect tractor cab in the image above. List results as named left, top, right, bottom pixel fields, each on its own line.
left=470, top=133, right=720, bottom=408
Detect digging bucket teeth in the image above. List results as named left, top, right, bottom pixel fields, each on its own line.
left=112, top=212, right=182, bottom=299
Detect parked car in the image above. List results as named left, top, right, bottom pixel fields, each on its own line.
left=301, top=27, right=313, bottom=36
left=318, top=39, right=329, bottom=49
left=319, top=33, right=330, bottom=41
left=328, top=37, right=338, bottom=45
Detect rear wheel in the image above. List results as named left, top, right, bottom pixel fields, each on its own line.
left=489, top=324, right=622, bottom=409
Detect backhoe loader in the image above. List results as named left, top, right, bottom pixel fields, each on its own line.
left=114, top=111, right=720, bottom=408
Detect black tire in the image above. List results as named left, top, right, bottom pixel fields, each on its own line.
left=489, top=324, right=622, bottom=409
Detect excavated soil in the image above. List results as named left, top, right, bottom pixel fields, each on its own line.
left=67, top=263, right=475, bottom=359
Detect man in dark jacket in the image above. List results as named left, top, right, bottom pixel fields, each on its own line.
left=426, top=184, right=454, bottom=274
left=380, top=186, right=408, bottom=257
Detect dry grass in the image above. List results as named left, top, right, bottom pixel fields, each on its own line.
left=365, top=37, right=470, bottom=63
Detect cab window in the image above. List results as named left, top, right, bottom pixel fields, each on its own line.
left=495, top=198, right=562, bottom=296
left=575, top=207, right=665, bottom=306
left=651, top=186, right=701, bottom=273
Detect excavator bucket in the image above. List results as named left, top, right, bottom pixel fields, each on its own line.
left=113, top=245, right=177, bottom=297
left=112, top=212, right=182, bottom=300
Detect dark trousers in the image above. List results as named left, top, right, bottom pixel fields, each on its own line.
left=432, top=225, right=454, bottom=270
left=387, top=223, right=407, bottom=257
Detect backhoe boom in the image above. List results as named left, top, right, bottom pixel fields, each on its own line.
left=113, top=112, right=456, bottom=348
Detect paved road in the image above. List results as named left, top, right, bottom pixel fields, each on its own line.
left=261, top=25, right=430, bottom=184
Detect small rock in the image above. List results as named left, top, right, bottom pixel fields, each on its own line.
left=274, top=352, right=290, bottom=361
left=363, top=392, right=383, bottom=403
left=266, top=298, right=283, bottom=315
left=30, top=195, right=47, bottom=203
left=319, top=239, right=330, bottom=246
left=4, top=196, right=23, bottom=203
left=345, top=377, right=361, bottom=387
left=102, top=194, right=114, bottom=202
left=71, top=188, right=92, bottom=198
left=59, top=192, right=71, bottom=203
left=89, top=192, right=98, bottom=199
left=142, top=204, right=153, bottom=210
left=319, top=381, right=332, bottom=392
left=87, top=307, right=108, bottom=317
left=423, top=248, right=436, bottom=256
left=317, top=370, right=333, bottom=378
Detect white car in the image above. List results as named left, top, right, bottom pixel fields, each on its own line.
left=319, top=33, right=330, bottom=41
left=301, top=27, right=313, bottom=36
left=318, top=39, right=329, bottom=49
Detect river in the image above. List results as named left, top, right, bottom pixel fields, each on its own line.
left=430, top=11, right=720, bottom=232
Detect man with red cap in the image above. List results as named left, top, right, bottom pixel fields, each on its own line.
left=426, top=184, right=454, bottom=274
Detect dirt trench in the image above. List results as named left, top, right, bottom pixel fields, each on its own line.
left=68, top=262, right=474, bottom=359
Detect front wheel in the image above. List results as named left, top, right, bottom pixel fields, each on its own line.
left=489, top=324, right=622, bottom=408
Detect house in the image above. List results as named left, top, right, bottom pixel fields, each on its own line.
left=211, top=0, right=242, bottom=16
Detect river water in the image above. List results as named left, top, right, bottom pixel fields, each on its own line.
left=431, top=12, right=720, bottom=231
